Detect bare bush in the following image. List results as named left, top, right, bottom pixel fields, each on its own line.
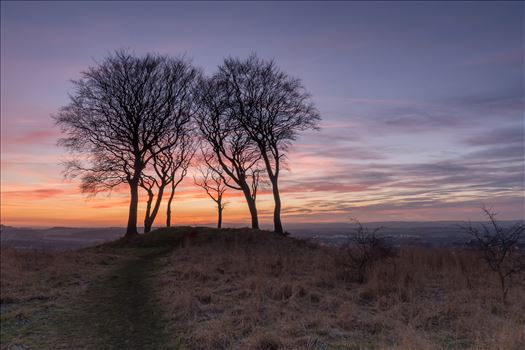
left=461, top=206, right=525, bottom=302
left=336, top=219, right=394, bottom=283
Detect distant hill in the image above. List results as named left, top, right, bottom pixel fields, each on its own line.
left=0, top=226, right=125, bottom=251
left=1, top=220, right=523, bottom=251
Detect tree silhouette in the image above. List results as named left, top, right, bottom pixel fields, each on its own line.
left=194, top=153, right=228, bottom=228
left=139, top=138, right=194, bottom=233
left=195, top=77, right=263, bottom=229
left=166, top=134, right=195, bottom=228
left=139, top=173, right=159, bottom=233
left=55, top=51, right=199, bottom=237
left=215, top=54, right=320, bottom=234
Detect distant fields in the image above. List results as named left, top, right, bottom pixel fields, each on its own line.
left=2, top=221, right=524, bottom=251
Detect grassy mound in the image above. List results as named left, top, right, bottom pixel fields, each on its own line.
left=107, top=226, right=302, bottom=249
left=2, top=226, right=524, bottom=349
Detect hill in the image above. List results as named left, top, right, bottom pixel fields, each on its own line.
left=1, top=227, right=524, bottom=349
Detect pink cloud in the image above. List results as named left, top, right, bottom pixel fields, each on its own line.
left=2, top=188, right=65, bottom=200
left=7, top=130, right=59, bottom=144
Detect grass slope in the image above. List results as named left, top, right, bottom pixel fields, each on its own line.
left=60, top=247, right=174, bottom=349
left=2, top=241, right=175, bottom=349
left=1, top=226, right=524, bottom=350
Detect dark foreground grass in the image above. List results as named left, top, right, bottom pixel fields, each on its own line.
left=1, top=244, right=175, bottom=349
left=60, top=247, right=175, bottom=349
left=0, top=227, right=297, bottom=349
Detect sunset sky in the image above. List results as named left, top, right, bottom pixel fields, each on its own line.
left=1, top=1, right=524, bottom=227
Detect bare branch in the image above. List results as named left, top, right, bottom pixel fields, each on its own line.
left=461, top=206, right=525, bottom=302
left=55, top=50, right=199, bottom=236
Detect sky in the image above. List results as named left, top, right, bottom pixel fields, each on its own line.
left=1, top=1, right=524, bottom=227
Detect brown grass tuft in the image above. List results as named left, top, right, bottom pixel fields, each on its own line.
left=0, top=247, right=120, bottom=304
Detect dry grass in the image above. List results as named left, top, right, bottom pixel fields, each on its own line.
left=1, top=227, right=523, bottom=349
left=153, top=229, right=525, bottom=350
left=0, top=247, right=121, bottom=304
left=0, top=246, right=126, bottom=349
left=1, top=244, right=173, bottom=350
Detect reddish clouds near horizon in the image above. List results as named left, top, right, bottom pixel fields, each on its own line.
left=1, top=2, right=524, bottom=227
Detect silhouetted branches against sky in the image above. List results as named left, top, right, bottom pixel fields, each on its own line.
left=194, top=75, right=264, bottom=230
left=55, top=50, right=199, bottom=236
left=215, top=54, right=320, bottom=233
left=56, top=50, right=320, bottom=234
left=140, top=129, right=196, bottom=233
left=194, top=153, right=228, bottom=229
left=166, top=134, right=195, bottom=228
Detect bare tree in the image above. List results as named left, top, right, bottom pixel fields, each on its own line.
left=165, top=135, right=195, bottom=228
left=139, top=133, right=195, bottom=232
left=194, top=155, right=228, bottom=229
left=461, top=206, right=525, bottom=302
left=165, top=164, right=188, bottom=227
left=62, top=153, right=125, bottom=196
left=215, top=54, right=320, bottom=234
left=336, top=218, right=394, bottom=283
left=55, top=51, right=199, bottom=237
left=195, top=77, right=262, bottom=229
left=139, top=150, right=173, bottom=232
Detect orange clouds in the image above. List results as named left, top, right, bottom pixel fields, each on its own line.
left=2, top=188, right=64, bottom=200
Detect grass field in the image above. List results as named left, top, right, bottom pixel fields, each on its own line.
left=1, top=227, right=524, bottom=349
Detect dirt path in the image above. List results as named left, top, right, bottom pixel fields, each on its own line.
left=10, top=247, right=175, bottom=349
left=73, top=247, right=174, bottom=349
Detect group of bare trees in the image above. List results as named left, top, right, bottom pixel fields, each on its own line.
left=56, top=51, right=320, bottom=238
left=196, top=56, right=320, bottom=233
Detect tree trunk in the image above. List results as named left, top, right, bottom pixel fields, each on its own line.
left=144, top=190, right=154, bottom=233
left=260, top=149, right=283, bottom=234
left=217, top=201, right=223, bottom=229
left=240, top=182, right=259, bottom=229
left=166, top=188, right=175, bottom=227
left=144, top=220, right=152, bottom=233
left=125, top=179, right=140, bottom=237
left=271, top=177, right=284, bottom=234
left=145, top=186, right=165, bottom=233
left=245, top=195, right=259, bottom=229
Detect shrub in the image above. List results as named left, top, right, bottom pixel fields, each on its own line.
left=461, top=206, right=525, bottom=302
left=336, top=218, right=394, bottom=283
